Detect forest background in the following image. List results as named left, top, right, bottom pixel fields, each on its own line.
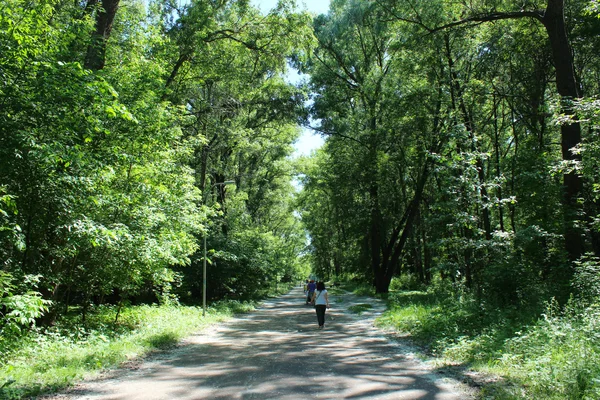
left=1, top=0, right=600, bottom=398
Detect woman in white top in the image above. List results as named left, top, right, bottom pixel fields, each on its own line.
left=311, top=281, right=330, bottom=329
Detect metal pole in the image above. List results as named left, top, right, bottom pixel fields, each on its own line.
left=203, top=232, right=207, bottom=317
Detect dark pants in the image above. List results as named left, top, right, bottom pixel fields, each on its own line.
left=315, top=305, right=327, bottom=326
left=306, top=290, right=314, bottom=303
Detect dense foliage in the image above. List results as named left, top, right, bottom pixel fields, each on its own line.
left=297, top=0, right=600, bottom=304
left=294, top=2, right=600, bottom=396
left=2, top=0, right=600, bottom=397
left=0, top=0, right=310, bottom=348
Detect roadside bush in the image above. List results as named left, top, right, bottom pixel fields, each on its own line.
left=380, top=285, right=492, bottom=354
left=500, top=299, right=600, bottom=399
left=378, top=270, right=600, bottom=399
left=572, top=256, right=600, bottom=304
left=389, top=274, right=424, bottom=291
left=0, top=272, right=50, bottom=358
left=0, top=300, right=256, bottom=399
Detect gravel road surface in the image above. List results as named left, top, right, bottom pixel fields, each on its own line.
left=52, top=287, right=473, bottom=399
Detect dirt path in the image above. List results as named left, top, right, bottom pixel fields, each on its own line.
left=52, top=287, right=473, bottom=399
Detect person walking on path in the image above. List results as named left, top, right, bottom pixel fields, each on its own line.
left=305, top=279, right=316, bottom=304
left=312, top=281, right=330, bottom=329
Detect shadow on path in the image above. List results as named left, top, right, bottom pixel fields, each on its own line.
left=54, top=287, right=472, bottom=400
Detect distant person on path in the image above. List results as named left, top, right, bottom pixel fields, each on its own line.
left=311, top=281, right=330, bottom=329
left=306, top=280, right=316, bottom=304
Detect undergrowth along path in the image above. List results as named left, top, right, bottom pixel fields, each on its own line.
left=48, top=287, right=473, bottom=399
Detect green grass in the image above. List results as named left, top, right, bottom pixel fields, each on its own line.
left=490, top=301, right=600, bottom=399
left=347, top=303, right=373, bottom=314
left=0, top=300, right=256, bottom=399
left=376, top=288, right=600, bottom=399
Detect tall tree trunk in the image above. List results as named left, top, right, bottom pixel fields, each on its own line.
left=444, top=35, right=492, bottom=241
left=509, top=105, right=518, bottom=233
left=589, top=201, right=600, bottom=257
left=84, top=0, right=120, bottom=70
left=422, top=222, right=432, bottom=283
left=493, top=94, right=505, bottom=232
left=463, top=227, right=474, bottom=288
left=542, top=0, right=584, bottom=262
left=414, top=209, right=425, bottom=283
left=370, top=181, right=385, bottom=292
left=333, top=253, right=341, bottom=279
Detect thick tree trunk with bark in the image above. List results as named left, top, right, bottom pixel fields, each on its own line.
left=84, top=0, right=120, bottom=70
left=541, top=0, right=584, bottom=262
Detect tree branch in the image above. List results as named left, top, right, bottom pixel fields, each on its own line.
left=428, top=11, right=545, bottom=33
left=375, top=0, right=545, bottom=34
left=308, top=125, right=370, bottom=149
left=312, top=51, right=360, bottom=90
